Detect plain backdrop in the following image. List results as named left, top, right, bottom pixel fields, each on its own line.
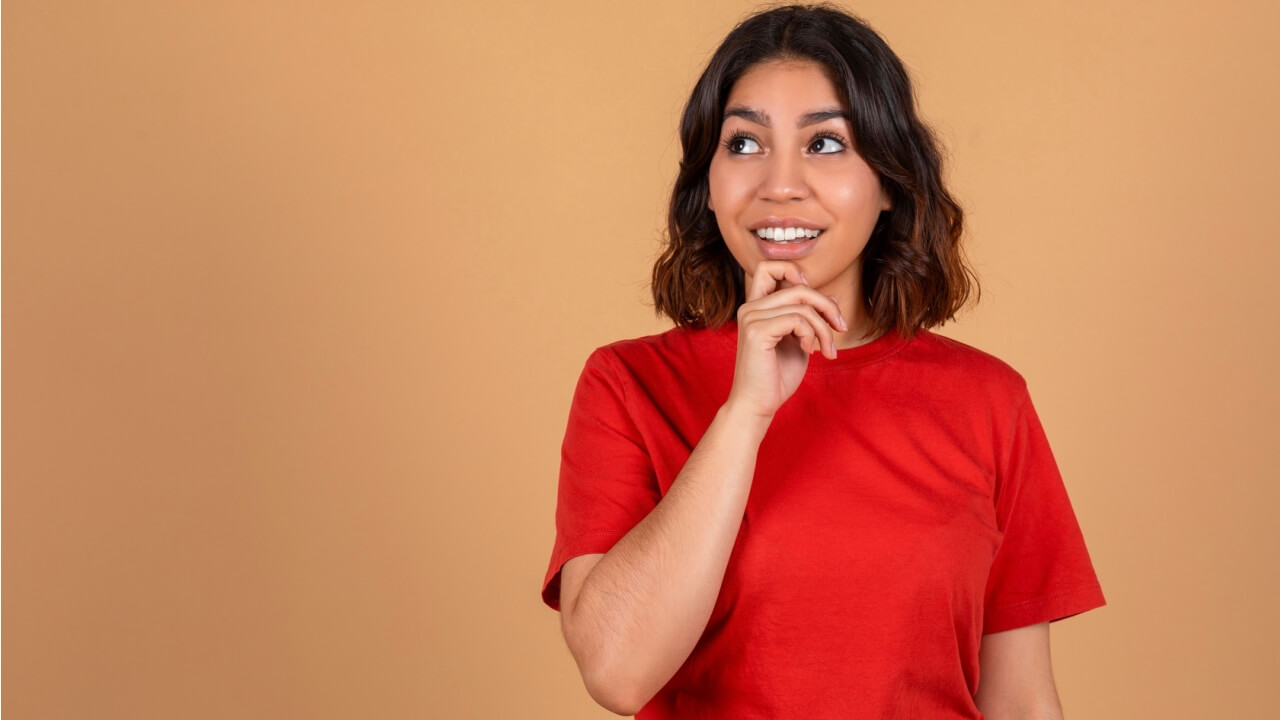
left=4, top=1, right=1278, bottom=717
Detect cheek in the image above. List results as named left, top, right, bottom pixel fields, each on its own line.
left=707, top=163, right=727, bottom=204
left=708, top=160, right=755, bottom=204
left=820, top=175, right=882, bottom=215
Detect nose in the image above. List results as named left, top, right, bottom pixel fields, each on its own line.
left=758, top=151, right=810, bottom=202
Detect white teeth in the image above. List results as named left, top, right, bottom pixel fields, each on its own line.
left=755, top=227, right=823, bottom=243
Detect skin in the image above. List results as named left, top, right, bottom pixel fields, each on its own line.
left=707, top=58, right=892, bottom=350
left=975, top=622, right=1065, bottom=719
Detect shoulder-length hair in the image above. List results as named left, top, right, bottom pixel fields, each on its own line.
left=650, top=2, right=978, bottom=341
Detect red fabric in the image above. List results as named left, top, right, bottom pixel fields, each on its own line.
left=541, top=321, right=1105, bottom=718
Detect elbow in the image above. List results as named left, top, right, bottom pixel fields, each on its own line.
left=563, top=613, right=644, bottom=715
left=583, top=669, right=644, bottom=716
left=578, top=643, right=648, bottom=715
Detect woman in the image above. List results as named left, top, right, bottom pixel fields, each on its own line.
left=540, top=4, right=1105, bottom=718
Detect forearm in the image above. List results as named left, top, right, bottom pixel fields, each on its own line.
left=564, top=400, right=771, bottom=713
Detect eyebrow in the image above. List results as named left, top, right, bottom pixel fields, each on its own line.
left=722, top=105, right=851, bottom=128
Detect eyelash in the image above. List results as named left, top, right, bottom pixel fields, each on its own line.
left=721, top=129, right=849, bottom=155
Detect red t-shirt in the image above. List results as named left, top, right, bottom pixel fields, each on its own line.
left=541, top=321, right=1106, bottom=718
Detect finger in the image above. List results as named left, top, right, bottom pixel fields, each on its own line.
left=742, top=310, right=818, bottom=353
left=741, top=303, right=838, bottom=359
left=745, top=260, right=809, bottom=303
left=743, top=285, right=845, bottom=341
left=825, top=295, right=849, bottom=333
left=776, top=313, right=831, bottom=360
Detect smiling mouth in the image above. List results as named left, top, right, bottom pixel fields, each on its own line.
left=754, top=227, right=824, bottom=244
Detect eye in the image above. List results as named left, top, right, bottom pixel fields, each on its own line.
left=722, top=131, right=762, bottom=155
left=810, top=132, right=847, bottom=154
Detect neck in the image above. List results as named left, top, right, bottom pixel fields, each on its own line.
left=819, top=273, right=879, bottom=350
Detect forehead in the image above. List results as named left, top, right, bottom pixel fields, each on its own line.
left=725, top=59, right=846, bottom=111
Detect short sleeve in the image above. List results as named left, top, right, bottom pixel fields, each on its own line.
left=982, top=386, right=1107, bottom=634
left=540, top=347, right=662, bottom=612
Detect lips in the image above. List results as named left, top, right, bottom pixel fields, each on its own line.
left=747, top=216, right=825, bottom=231
left=755, top=233, right=819, bottom=260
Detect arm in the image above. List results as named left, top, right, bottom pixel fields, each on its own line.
left=559, top=400, right=771, bottom=716
left=974, top=622, right=1064, bottom=720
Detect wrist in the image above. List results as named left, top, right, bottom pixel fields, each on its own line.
left=717, top=399, right=774, bottom=438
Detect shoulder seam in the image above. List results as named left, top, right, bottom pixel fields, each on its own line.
left=586, top=345, right=638, bottom=428
left=995, top=382, right=1035, bottom=503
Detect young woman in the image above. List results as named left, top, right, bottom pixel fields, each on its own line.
left=541, top=4, right=1105, bottom=718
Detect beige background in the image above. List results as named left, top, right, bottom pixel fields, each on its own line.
left=4, top=1, right=1277, bottom=717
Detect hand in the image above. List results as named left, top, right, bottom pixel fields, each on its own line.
left=724, top=260, right=847, bottom=420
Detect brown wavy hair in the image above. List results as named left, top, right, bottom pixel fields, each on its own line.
left=650, top=2, right=979, bottom=341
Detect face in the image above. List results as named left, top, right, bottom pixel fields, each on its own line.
left=707, top=58, right=891, bottom=304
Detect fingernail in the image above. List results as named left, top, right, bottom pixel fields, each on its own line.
left=828, top=296, right=848, bottom=330
left=800, top=271, right=810, bottom=285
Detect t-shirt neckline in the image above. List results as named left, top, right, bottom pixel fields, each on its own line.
left=712, top=319, right=911, bottom=370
